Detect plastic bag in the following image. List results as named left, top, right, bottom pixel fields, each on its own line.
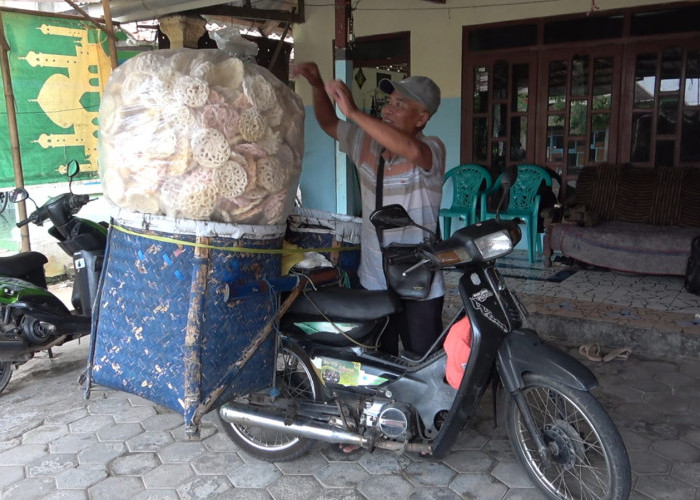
left=98, top=48, right=304, bottom=225
left=209, top=25, right=259, bottom=61
left=444, top=316, right=473, bottom=390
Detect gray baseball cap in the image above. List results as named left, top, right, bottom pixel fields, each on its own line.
left=379, top=76, right=441, bottom=116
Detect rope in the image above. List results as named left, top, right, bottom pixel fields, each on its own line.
left=111, top=223, right=361, bottom=256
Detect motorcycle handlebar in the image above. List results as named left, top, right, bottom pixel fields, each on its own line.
left=15, top=193, right=89, bottom=228
left=69, top=194, right=90, bottom=210
left=16, top=214, right=36, bottom=228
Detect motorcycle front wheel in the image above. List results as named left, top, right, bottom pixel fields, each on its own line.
left=505, top=373, right=631, bottom=500
left=0, top=361, right=12, bottom=395
left=217, top=341, right=322, bottom=462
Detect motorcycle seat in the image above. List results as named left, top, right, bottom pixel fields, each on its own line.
left=0, top=251, right=48, bottom=279
left=288, top=287, right=403, bottom=320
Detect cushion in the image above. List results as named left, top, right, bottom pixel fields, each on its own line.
left=649, top=166, right=686, bottom=226
left=548, top=221, right=700, bottom=276
left=613, top=166, right=656, bottom=224
left=680, top=168, right=700, bottom=227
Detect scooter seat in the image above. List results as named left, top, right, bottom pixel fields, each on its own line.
left=287, top=287, right=403, bottom=320
left=0, top=252, right=48, bottom=279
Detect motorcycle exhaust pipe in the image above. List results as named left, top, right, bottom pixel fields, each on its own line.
left=219, top=402, right=366, bottom=447
left=219, top=402, right=433, bottom=455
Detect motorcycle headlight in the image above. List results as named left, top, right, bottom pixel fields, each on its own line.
left=474, top=230, right=514, bottom=260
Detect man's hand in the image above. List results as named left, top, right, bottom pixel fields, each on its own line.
left=291, top=62, right=324, bottom=88
left=290, top=62, right=339, bottom=139
left=325, top=80, right=359, bottom=120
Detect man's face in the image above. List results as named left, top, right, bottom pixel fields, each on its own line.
left=380, top=91, right=429, bottom=133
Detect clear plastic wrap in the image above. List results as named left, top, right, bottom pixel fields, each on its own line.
left=98, top=48, right=304, bottom=224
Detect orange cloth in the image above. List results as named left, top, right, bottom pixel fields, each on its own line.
left=444, top=316, right=473, bottom=389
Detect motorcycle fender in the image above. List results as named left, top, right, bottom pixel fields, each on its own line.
left=498, top=328, right=597, bottom=393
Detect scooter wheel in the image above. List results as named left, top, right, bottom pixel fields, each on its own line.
left=217, top=341, right=323, bottom=462
left=22, top=318, right=55, bottom=345
left=0, top=361, right=12, bottom=395
left=504, top=373, right=631, bottom=500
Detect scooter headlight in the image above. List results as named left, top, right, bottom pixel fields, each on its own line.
left=474, top=230, right=514, bottom=260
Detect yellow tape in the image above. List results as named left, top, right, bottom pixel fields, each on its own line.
left=111, top=224, right=361, bottom=255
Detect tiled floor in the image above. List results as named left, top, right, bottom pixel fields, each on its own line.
left=444, top=250, right=700, bottom=358
left=496, top=251, right=696, bottom=310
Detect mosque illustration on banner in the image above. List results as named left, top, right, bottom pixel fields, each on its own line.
left=20, top=23, right=111, bottom=175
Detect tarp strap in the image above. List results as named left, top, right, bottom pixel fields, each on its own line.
left=111, top=223, right=360, bottom=255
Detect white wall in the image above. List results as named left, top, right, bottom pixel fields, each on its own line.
left=294, top=0, right=676, bottom=102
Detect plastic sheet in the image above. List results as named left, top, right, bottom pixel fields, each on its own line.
left=98, top=48, right=304, bottom=225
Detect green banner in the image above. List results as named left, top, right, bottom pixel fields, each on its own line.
left=0, top=10, right=112, bottom=187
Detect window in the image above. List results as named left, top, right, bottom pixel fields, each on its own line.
left=540, top=49, right=619, bottom=181
left=625, top=44, right=700, bottom=166
left=462, top=4, right=700, bottom=193
left=463, top=53, right=537, bottom=172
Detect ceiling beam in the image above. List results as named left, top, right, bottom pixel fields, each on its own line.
left=190, top=1, right=304, bottom=24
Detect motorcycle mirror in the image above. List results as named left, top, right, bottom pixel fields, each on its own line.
left=370, top=204, right=415, bottom=230
left=9, top=188, right=29, bottom=203
left=66, top=160, right=80, bottom=178
left=501, top=166, right=517, bottom=190
left=370, top=204, right=438, bottom=241
left=495, top=166, right=518, bottom=219
left=66, top=160, right=80, bottom=194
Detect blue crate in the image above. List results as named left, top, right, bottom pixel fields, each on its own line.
left=87, top=211, right=285, bottom=437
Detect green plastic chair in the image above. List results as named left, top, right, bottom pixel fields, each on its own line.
left=439, top=164, right=492, bottom=238
left=480, top=164, right=552, bottom=263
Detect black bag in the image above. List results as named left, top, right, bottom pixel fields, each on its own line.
left=382, top=243, right=434, bottom=300
left=685, top=236, right=700, bottom=295
left=375, top=153, right=435, bottom=300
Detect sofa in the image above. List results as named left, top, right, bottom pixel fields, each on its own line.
left=543, top=164, right=700, bottom=276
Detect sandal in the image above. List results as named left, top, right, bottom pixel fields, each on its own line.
left=338, top=443, right=361, bottom=454
left=579, top=343, right=603, bottom=362
left=602, top=346, right=632, bottom=362
left=579, top=343, right=632, bottom=362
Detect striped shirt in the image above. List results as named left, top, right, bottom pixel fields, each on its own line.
left=337, top=120, right=446, bottom=299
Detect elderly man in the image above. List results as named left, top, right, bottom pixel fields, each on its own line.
left=293, top=63, right=445, bottom=361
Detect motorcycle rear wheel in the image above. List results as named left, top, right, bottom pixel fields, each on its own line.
left=217, top=341, right=322, bottom=462
left=0, top=361, right=12, bottom=395
left=505, top=373, right=631, bottom=500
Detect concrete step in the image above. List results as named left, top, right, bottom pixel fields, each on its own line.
left=442, top=275, right=700, bottom=360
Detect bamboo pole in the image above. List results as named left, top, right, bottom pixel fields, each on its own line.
left=101, top=0, right=119, bottom=69
left=0, top=10, right=30, bottom=251
left=63, top=0, right=118, bottom=42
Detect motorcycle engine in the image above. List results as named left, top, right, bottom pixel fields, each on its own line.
left=363, top=402, right=412, bottom=441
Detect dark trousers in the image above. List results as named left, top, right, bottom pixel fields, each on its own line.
left=379, top=295, right=444, bottom=356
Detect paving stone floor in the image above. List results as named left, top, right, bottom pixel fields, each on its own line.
left=1, top=332, right=699, bottom=499
left=1, top=251, right=699, bottom=499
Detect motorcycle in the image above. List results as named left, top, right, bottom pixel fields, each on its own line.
left=216, top=169, right=632, bottom=499
left=0, top=160, right=107, bottom=395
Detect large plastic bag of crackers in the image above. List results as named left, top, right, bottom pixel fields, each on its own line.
left=98, top=48, right=304, bottom=225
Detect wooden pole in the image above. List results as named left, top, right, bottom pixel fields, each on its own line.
left=334, top=0, right=350, bottom=53
left=100, top=0, right=119, bottom=69
left=0, top=10, right=30, bottom=251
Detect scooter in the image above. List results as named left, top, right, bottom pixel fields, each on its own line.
left=216, top=169, right=631, bottom=500
left=0, top=161, right=107, bottom=395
